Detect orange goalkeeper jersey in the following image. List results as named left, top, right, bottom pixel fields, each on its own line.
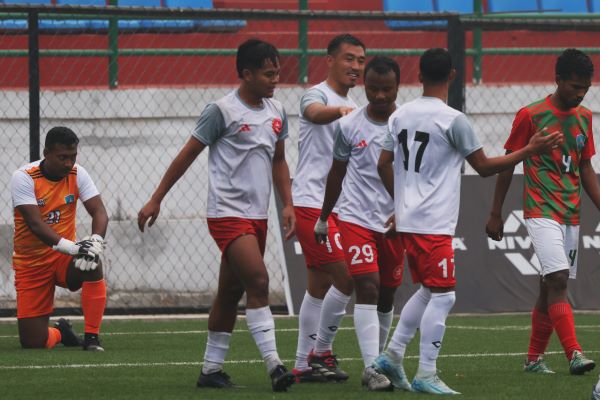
left=12, top=163, right=80, bottom=268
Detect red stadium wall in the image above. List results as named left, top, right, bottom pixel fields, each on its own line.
left=1, top=0, right=599, bottom=88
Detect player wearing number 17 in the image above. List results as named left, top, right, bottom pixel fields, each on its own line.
left=374, top=48, right=564, bottom=395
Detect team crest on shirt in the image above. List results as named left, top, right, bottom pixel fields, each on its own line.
left=393, top=264, right=403, bottom=280
left=576, top=134, right=586, bottom=151
left=272, top=118, right=283, bottom=136
left=37, top=198, right=45, bottom=207
left=64, top=194, right=75, bottom=204
left=354, top=139, right=368, bottom=149
left=238, top=124, right=251, bottom=133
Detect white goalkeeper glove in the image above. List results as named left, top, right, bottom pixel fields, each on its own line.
left=74, top=253, right=99, bottom=271
left=313, top=217, right=329, bottom=244
left=53, top=238, right=91, bottom=256
left=73, top=234, right=104, bottom=271
left=88, top=234, right=105, bottom=254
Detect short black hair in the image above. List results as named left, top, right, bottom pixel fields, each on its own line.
left=236, top=39, right=279, bottom=79
left=327, top=33, right=366, bottom=56
left=44, top=126, right=79, bottom=150
left=420, top=48, right=453, bottom=83
left=556, top=48, right=594, bottom=80
left=364, top=56, right=400, bottom=85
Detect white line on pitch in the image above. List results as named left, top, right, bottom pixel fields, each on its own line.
left=1, top=324, right=600, bottom=339
left=0, top=350, right=597, bottom=371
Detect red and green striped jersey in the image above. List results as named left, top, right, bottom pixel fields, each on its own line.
left=504, top=95, right=595, bottom=225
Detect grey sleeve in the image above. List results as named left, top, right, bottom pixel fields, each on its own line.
left=332, top=125, right=352, bottom=161
left=445, top=113, right=483, bottom=157
left=382, top=127, right=396, bottom=152
left=191, top=103, right=226, bottom=146
left=278, top=108, right=289, bottom=141
left=300, top=88, right=328, bottom=116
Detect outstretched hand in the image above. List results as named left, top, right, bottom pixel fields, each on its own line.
left=527, top=128, right=564, bottom=155
left=138, top=200, right=160, bottom=232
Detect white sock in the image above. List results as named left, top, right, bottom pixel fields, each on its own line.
left=417, top=291, right=456, bottom=376
left=202, top=331, right=232, bottom=374
left=314, top=286, right=351, bottom=354
left=387, top=286, right=431, bottom=359
left=354, top=304, right=380, bottom=367
left=246, top=306, right=281, bottom=373
left=295, top=292, right=323, bottom=370
left=595, top=376, right=600, bottom=392
left=377, top=307, right=394, bottom=353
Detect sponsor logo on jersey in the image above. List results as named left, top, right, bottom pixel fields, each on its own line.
left=238, top=124, right=251, bottom=133
left=272, top=118, right=282, bottom=136
left=576, top=133, right=586, bottom=151
left=64, top=194, right=75, bottom=204
left=355, top=139, right=368, bottom=149
left=37, top=198, right=45, bottom=207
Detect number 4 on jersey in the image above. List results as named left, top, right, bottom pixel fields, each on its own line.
left=398, top=129, right=430, bottom=172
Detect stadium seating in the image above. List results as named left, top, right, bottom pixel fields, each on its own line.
left=0, top=0, right=245, bottom=32
left=539, top=0, right=589, bottom=13
left=0, top=0, right=50, bottom=30
left=436, top=0, right=475, bottom=14
left=141, top=0, right=246, bottom=31
left=383, top=0, right=441, bottom=29
left=487, top=0, right=540, bottom=13
left=383, top=0, right=475, bottom=29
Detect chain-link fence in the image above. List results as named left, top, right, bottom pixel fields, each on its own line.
left=461, top=15, right=600, bottom=174
left=1, top=5, right=600, bottom=315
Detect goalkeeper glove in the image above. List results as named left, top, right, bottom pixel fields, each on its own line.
left=313, top=217, right=329, bottom=244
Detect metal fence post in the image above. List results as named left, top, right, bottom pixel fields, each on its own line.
left=108, top=0, right=119, bottom=88
left=473, top=0, right=483, bottom=84
left=448, top=15, right=466, bottom=112
left=298, top=0, right=308, bottom=84
left=28, top=11, right=40, bottom=161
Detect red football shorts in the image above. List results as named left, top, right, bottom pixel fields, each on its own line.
left=294, top=206, right=345, bottom=268
left=207, top=217, right=268, bottom=257
left=14, top=253, right=71, bottom=319
left=338, top=220, right=404, bottom=288
left=401, top=233, right=456, bottom=288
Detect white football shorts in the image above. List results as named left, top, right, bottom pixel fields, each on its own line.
left=525, top=217, right=579, bottom=279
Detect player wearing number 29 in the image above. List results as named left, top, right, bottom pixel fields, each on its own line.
left=374, top=48, right=564, bottom=395
left=10, top=127, right=108, bottom=351
left=315, top=56, right=403, bottom=392
left=486, top=49, right=598, bottom=376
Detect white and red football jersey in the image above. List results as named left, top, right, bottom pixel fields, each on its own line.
left=384, top=96, right=482, bottom=235
left=333, top=106, right=394, bottom=233
left=193, top=90, right=288, bottom=219
left=292, top=81, right=357, bottom=209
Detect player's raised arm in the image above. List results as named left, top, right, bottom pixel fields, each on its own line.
left=138, top=136, right=206, bottom=232
left=304, top=103, right=354, bottom=125
left=466, top=127, right=563, bottom=177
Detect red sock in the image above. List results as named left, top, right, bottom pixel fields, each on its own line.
left=527, top=308, right=553, bottom=362
left=45, top=327, right=62, bottom=349
left=548, top=302, right=581, bottom=360
left=82, top=279, right=107, bottom=334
